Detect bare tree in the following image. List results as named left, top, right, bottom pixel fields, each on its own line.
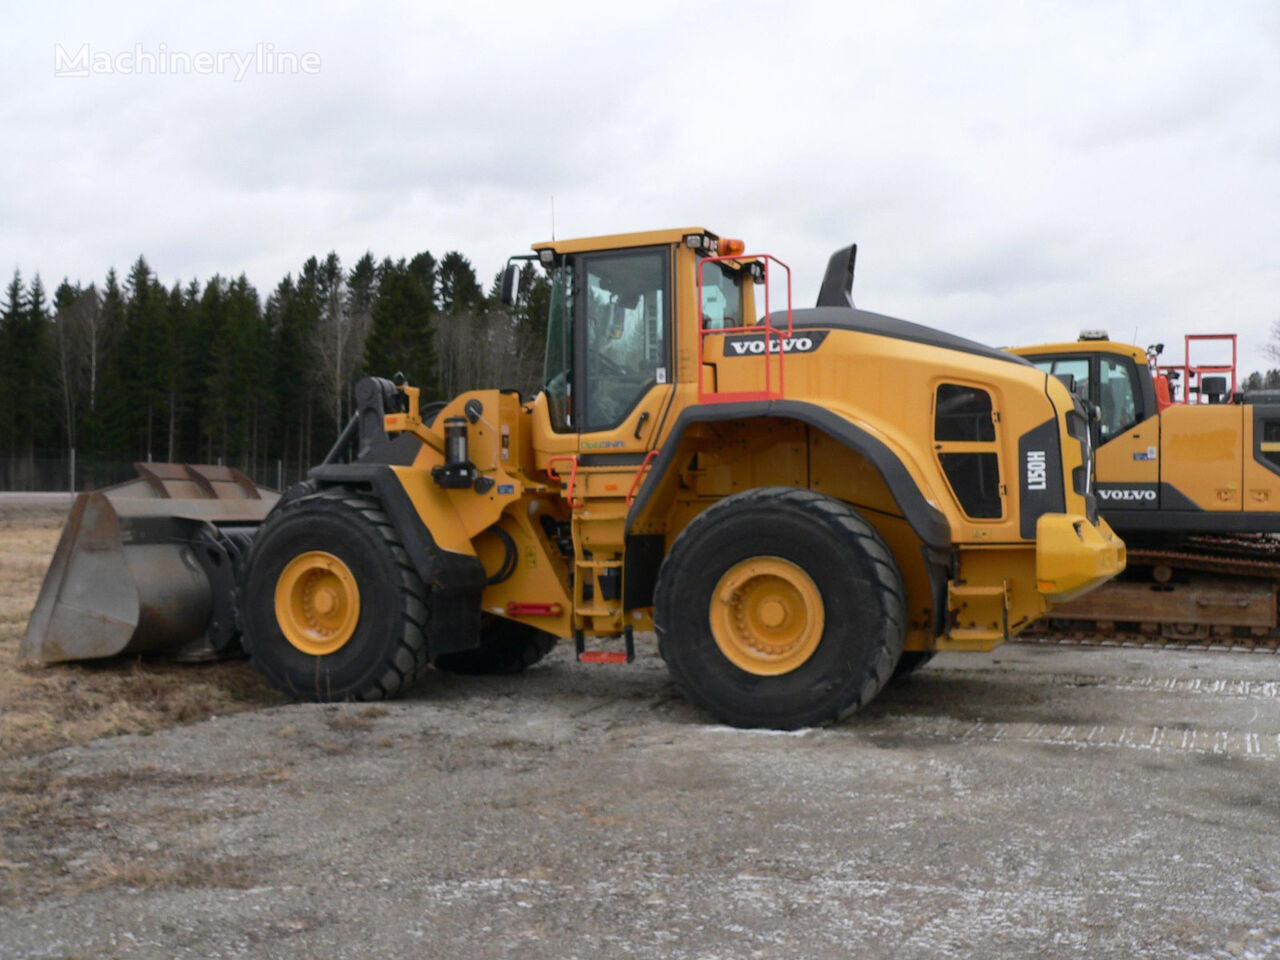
left=1266, top=317, right=1280, bottom=365
left=51, top=281, right=102, bottom=454
left=314, top=253, right=350, bottom=429
left=433, top=306, right=543, bottom=400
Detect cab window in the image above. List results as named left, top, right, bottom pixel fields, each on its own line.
left=1098, top=356, right=1138, bottom=440
left=933, top=383, right=1003, bottom=519
left=700, top=260, right=744, bottom=330
left=1032, top=357, right=1089, bottom=397
left=1031, top=353, right=1141, bottom=445
left=581, top=249, right=669, bottom=432
left=542, top=259, right=574, bottom=432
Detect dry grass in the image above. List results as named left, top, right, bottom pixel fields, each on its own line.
left=0, top=503, right=283, bottom=760
left=75, top=853, right=265, bottom=893
left=325, top=704, right=388, bottom=731
left=0, top=759, right=291, bottom=905
left=0, top=847, right=268, bottom=906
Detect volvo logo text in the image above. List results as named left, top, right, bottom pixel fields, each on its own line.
left=1096, top=488, right=1157, bottom=502
left=723, top=330, right=829, bottom=356
left=728, top=337, right=813, bottom=355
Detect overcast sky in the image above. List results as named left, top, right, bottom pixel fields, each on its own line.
left=4, top=1, right=1278, bottom=371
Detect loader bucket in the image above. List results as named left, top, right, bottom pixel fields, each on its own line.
left=21, top=464, right=279, bottom=664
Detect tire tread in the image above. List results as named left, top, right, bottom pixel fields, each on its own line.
left=654, top=486, right=907, bottom=727
left=243, top=488, right=431, bottom=701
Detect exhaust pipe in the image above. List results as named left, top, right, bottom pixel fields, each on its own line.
left=22, top=464, right=278, bottom=664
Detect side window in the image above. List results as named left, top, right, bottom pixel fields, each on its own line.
left=935, top=384, right=995, bottom=441
left=699, top=260, right=743, bottom=330
left=1098, top=357, right=1138, bottom=440
left=1261, top=420, right=1280, bottom=471
left=582, top=249, right=669, bottom=432
left=934, top=383, right=1003, bottom=519
left=1032, top=357, right=1090, bottom=397
left=542, top=260, right=574, bottom=432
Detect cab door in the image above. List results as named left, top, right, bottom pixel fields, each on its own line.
left=1028, top=352, right=1160, bottom=509
left=1092, top=353, right=1160, bottom=509
left=572, top=245, right=675, bottom=479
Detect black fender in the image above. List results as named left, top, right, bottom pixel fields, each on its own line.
left=623, top=400, right=953, bottom=632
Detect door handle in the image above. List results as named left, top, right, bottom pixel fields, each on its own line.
left=633, top=411, right=650, bottom=440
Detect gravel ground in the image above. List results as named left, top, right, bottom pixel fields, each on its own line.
left=2, top=640, right=1279, bottom=959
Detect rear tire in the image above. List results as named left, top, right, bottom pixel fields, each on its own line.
left=433, top=617, right=558, bottom=675
left=654, top=486, right=906, bottom=729
left=240, top=490, right=430, bottom=701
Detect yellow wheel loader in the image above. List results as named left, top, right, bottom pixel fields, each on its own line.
left=24, top=228, right=1124, bottom=728
left=1011, top=332, right=1280, bottom=648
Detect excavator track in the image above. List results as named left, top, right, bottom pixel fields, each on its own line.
left=1018, top=536, right=1280, bottom=652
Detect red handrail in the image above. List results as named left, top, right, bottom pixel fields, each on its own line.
left=546, top=455, right=582, bottom=509
left=626, top=450, right=660, bottom=507
left=696, top=252, right=793, bottom=404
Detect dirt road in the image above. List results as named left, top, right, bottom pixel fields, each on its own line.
left=2, top=503, right=1278, bottom=957
left=3, top=640, right=1279, bottom=960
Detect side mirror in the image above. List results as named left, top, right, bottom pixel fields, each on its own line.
left=500, top=263, right=520, bottom=307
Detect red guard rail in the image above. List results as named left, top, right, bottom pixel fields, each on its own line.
left=696, top=253, right=793, bottom=404
left=546, top=455, right=582, bottom=509
left=1156, top=333, right=1237, bottom=404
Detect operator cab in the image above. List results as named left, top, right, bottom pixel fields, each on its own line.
left=1024, top=333, right=1151, bottom=448
left=536, top=241, right=673, bottom=435
left=1019, top=330, right=1246, bottom=456
left=508, top=228, right=764, bottom=442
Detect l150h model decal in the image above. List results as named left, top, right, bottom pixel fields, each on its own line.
left=722, top=330, right=829, bottom=356
left=1018, top=418, right=1065, bottom=539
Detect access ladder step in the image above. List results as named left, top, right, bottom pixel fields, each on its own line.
left=575, top=626, right=635, bottom=665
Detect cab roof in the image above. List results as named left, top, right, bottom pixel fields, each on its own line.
left=532, top=227, right=716, bottom=256
left=1009, top=339, right=1147, bottom=365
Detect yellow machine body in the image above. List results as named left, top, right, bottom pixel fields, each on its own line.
left=384, top=228, right=1122, bottom=656
left=26, top=228, right=1126, bottom=725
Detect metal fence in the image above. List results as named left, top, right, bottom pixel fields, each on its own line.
left=0, top=453, right=315, bottom=493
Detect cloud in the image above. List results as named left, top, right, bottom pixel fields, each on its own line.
left=2, top=0, right=1278, bottom=367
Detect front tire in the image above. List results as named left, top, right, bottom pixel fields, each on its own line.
left=654, top=487, right=906, bottom=729
left=240, top=490, right=430, bottom=701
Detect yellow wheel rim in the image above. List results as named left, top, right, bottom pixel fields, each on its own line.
left=274, top=551, right=361, bottom=656
left=709, top=556, right=825, bottom=676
